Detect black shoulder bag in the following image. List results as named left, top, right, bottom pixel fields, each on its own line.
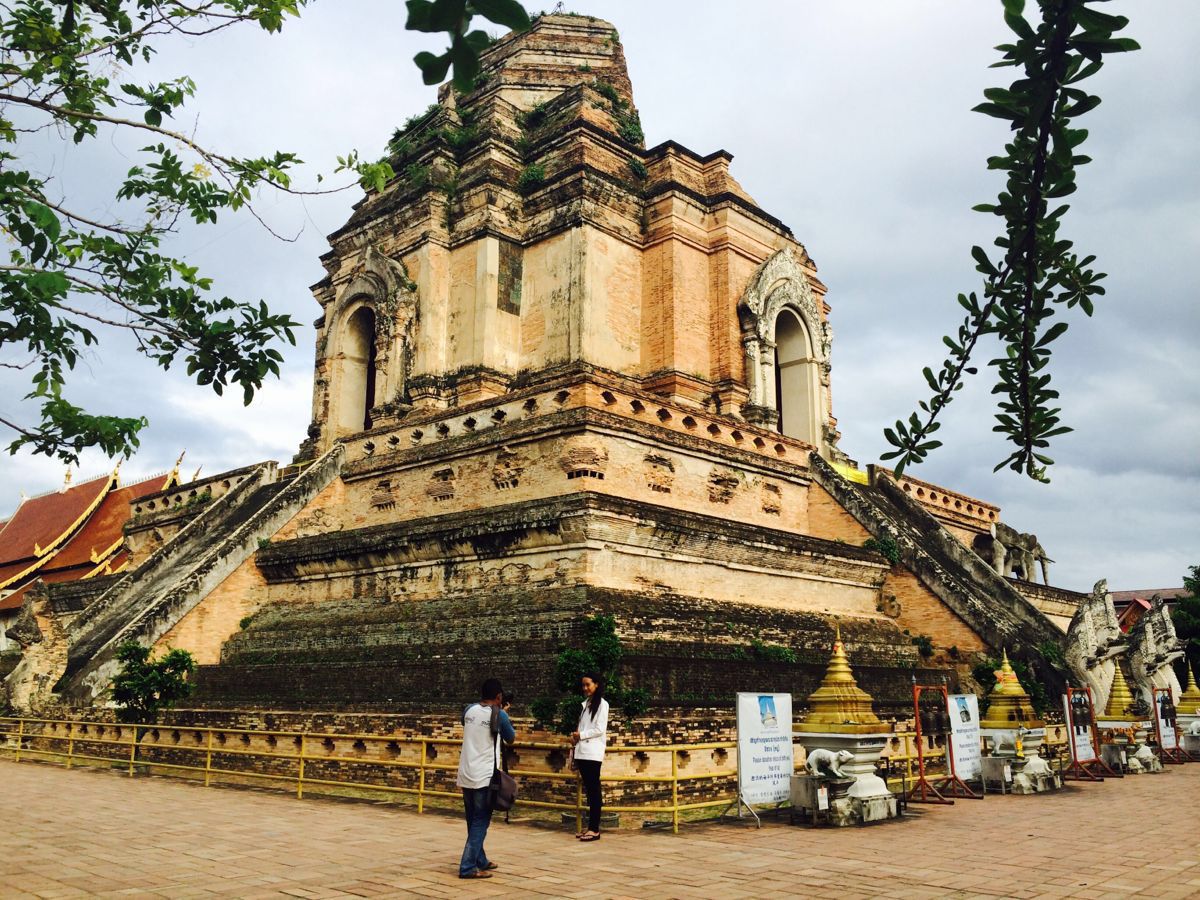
left=488, top=706, right=518, bottom=811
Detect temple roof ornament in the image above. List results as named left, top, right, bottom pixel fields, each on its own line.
left=796, top=623, right=889, bottom=734
left=979, top=649, right=1044, bottom=730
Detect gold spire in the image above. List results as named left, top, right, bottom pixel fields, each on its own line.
left=1178, top=663, right=1200, bottom=715
left=796, top=622, right=888, bottom=734
left=980, top=649, right=1043, bottom=730
left=1098, top=662, right=1136, bottom=721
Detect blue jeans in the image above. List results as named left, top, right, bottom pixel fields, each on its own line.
left=459, top=787, right=494, bottom=876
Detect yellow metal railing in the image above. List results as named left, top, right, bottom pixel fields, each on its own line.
left=0, top=717, right=1071, bottom=830
left=0, top=717, right=749, bottom=833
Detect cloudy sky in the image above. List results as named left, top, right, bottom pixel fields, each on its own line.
left=2, top=2, right=1196, bottom=593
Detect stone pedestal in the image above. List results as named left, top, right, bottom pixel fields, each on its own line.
left=980, top=726, right=1060, bottom=793
left=797, top=732, right=896, bottom=825
left=1179, top=714, right=1200, bottom=755
left=1098, top=722, right=1162, bottom=774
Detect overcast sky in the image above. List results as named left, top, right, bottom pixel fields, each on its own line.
left=2, top=2, right=1196, bottom=593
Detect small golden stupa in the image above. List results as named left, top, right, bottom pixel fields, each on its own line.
left=796, top=624, right=889, bottom=735
left=1097, top=662, right=1136, bottom=722
left=979, top=649, right=1044, bottom=730
left=1178, top=663, right=1200, bottom=715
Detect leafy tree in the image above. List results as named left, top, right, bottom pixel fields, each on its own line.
left=882, top=0, right=1138, bottom=481
left=0, top=0, right=529, bottom=465
left=1172, top=566, right=1200, bottom=683
left=110, top=641, right=195, bottom=723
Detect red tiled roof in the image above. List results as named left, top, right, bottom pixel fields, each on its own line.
left=0, top=582, right=31, bottom=611
left=0, top=475, right=113, bottom=567
left=48, top=476, right=171, bottom=571
left=1111, top=588, right=1187, bottom=603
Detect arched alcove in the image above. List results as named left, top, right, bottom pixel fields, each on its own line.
left=336, top=305, right=378, bottom=433
left=773, top=308, right=818, bottom=445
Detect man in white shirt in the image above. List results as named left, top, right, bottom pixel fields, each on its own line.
left=456, top=677, right=516, bottom=879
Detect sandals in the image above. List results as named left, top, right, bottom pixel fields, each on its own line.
left=578, top=832, right=601, bottom=842
left=482, top=862, right=499, bottom=871
left=459, top=870, right=493, bottom=879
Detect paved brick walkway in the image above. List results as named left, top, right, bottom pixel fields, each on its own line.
left=2, top=759, right=1199, bottom=899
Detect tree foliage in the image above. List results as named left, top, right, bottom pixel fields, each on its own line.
left=1172, top=565, right=1200, bottom=683
left=882, top=0, right=1138, bottom=481
left=110, top=640, right=195, bottom=723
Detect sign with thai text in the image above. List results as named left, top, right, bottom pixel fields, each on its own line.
left=1154, top=688, right=1178, bottom=749
left=947, top=693, right=981, bottom=780
left=735, top=692, right=794, bottom=805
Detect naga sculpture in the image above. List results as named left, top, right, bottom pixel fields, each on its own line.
left=1127, top=596, right=1185, bottom=701
left=1065, top=579, right=1128, bottom=714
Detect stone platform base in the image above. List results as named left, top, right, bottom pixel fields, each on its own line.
left=790, top=774, right=896, bottom=826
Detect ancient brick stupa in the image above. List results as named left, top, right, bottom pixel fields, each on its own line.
left=7, top=14, right=1074, bottom=721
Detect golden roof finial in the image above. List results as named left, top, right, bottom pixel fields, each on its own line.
left=166, top=450, right=186, bottom=489
left=1099, top=662, right=1136, bottom=721
left=796, top=621, right=887, bottom=734
left=1178, top=663, right=1200, bottom=714
left=61, top=467, right=72, bottom=491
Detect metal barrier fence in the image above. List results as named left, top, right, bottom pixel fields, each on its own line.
left=0, top=716, right=1071, bottom=832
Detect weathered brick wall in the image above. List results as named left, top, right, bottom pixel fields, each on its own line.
left=885, top=568, right=988, bottom=657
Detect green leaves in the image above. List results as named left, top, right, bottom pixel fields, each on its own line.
left=407, top=0, right=530, bottom=91
left=885, top=0, right=1137, bottom=482
left=0, top=1, right=310, bottom=464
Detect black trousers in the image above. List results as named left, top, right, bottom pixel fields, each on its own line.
left=576, top=759, right=603, bottom=832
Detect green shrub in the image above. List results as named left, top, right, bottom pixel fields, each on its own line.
left=911, top=634, right=935, bottom=658
left=110, top=642, right=196, bottom=724
left=628, top=157, right=648, bottom=180
left=748, top=638, right=797, bottom=664
left=863, top=534, right=901, bottom=565
left=517, top=163, right=545, bottom=194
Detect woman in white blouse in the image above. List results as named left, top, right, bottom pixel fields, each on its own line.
left=571, top=672, right=609, bottom=841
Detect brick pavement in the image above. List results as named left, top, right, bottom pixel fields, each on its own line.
left=1, top=758, right=1199, bottom=899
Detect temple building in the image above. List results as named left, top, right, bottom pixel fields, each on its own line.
left=7, top=15, right=1169, bottom=723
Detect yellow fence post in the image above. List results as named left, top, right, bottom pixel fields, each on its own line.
left=671, top=749, right=680, bottom=834
left=127, top=727, right=138, bottom=777
left=14, top=719, right=24, bottom=763
left=66, top=722, right=74, bottom=769
left=204, top=730, right=214, bottom=787
left=417, top=740, right=427, bottom=815
left=296, top=733, right=306, bottom=800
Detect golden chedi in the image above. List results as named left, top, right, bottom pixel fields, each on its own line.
left=1178, top=664, right=1200, bottom=715
left=979, top=649, right=1045, bottom=730
left=1097, top=662, right=1137, bottom=722
left=796, top=624, right=889, bottom=735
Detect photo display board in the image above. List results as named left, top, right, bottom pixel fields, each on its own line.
left=1154, top=687, right=1178, bottom=750
left=735, top=692, right=794, bottom=805
left=1064, top=689, right=1097, bottom=762
left=947, top=693, right=982, bottom=780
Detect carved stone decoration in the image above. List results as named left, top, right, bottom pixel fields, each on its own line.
left=644, top=453, right=675, bottom=495
left=492, top=447, right=526, bottom=490
left=1127, top=596, right=1185, bottom=700
left=292, top=507, right=344, bottom=539
left=736, top=248, right=833, bottom=452
left=559, top=439, right=608, bottom=480
left=707, top=470, right=740, bottom=504
left=760, top=481, right=782, bottom=516
left=875, top=593, right=901, bottom=618
left=426, top=467, right=456, bottom=502
left=1065, top=578, right=1128, bottom=714
left=369, top=479, right=397, bottom=510
left=6, top=595, right=43, bottom=647
left=974, top=522, right=1052, bottom=584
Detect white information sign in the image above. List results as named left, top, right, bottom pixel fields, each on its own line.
left=1156, top=692, right=1178, bottom=749
left=947, top=693, right=982, bottom=780
left=1064, top=692, right=1097, bottom=762
left=735, top=692, right=794, bottom=805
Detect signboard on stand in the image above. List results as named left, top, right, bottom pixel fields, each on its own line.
left=1064, top=690, right=1096, bottom=762
left=947, top=693, right=982, bottom=781
left=735, top=692, right=794, bottom=805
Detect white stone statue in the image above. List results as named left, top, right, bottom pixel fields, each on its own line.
left=1065, top=579, right=1128, bottom=713
left=805, top=748, right=854, bottom=779
left=1128, top=597, right=1185, bottom=699
left=1186, top=719, right=1200, bottom=737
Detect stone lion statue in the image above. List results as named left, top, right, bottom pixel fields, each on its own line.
left=1186, top=719, right=1200, bottom=737
left=805, top=748, right=853, bottom=779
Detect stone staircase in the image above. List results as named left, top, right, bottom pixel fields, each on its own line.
left=53, top=446, right=345, bottom=704
left=807, top=453, right=1069, bottom=695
